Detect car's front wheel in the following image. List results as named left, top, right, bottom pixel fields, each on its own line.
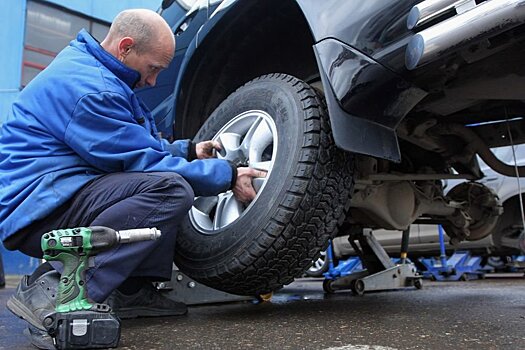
left=175, top=74, right=353, bottom=296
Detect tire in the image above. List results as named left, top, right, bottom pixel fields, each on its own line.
left=351, top=279, right=365, bottom=296
left=175, top=74, right=354, bottom=296
left=492, top=197, right=524, bottom=254
left=305, top=249, right=329, bottom=277
left=322, top=279, right=335, bottom=294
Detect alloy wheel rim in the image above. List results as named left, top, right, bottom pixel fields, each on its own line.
left=190, top=110, right=278, bottom=234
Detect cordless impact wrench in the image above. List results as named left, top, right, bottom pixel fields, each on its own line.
left=41, top=226, right=161, bottom=349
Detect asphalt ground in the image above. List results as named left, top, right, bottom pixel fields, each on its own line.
left=1, top=274, right=524, bottom=350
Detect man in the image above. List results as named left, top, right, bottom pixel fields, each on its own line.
left=0, top=8, right=263, bottom=335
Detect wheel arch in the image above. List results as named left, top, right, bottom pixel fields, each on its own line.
left=173, top=0, right=318, bottom=139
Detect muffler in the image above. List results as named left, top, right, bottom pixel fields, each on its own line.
left=406, top=0, right=525, bottom=70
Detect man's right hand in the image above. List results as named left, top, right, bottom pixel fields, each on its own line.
left=233, top=167, right=267, bottom=204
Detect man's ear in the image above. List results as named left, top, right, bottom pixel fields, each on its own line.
left=118, top=37, right=134, bottom=57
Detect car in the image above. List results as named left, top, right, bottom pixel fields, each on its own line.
left=138, top=0, right=525, bottom=296
left=333, top=144, right=525, bottom=260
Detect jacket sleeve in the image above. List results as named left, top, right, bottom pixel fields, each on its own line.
left=161, top=139, right=193, bottom=159
left=64, top=91, right=233, bottom=196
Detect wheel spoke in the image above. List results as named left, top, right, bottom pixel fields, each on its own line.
left=191, top=197, right=219, bottom=231
left=249, top=161, right=272, bottom=172
left=213, top=192, right=243, bottom=229
left=191, top=208, right=211, bottom=228
left=192, top=196, right=218, bottom=215
left=252, top=177, right=265, bottom=193
left=242, top=118, right=273, bottom=162
left=238, top=117, right=262, bottom=157
left=217, top=132, right=242, bottom=161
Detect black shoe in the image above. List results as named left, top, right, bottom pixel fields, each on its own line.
left=23, top=325, right=55, bottom=350
left=6, top=271, right=59, bottom=330
left=106, top=283, right=187, bottom=319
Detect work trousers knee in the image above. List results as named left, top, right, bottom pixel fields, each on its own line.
left=8, top=172, right=194, bottom=302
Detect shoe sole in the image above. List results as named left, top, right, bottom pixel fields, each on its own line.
left=6, top=296, right=47, bottom=331
left=23, top=326, right=55, bottom=350
left=116, top=306, right=188, bottom=319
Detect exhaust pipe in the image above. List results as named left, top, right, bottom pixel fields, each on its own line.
left=433, top=123, right=525, bottom=177
left=407, top=0, right=461, bottom=30
left=406, top=0, right=525, bottom=70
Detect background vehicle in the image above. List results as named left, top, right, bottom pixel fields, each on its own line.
left=333, top=145, right=525, bottom=259
left=138, top=0, right=525, bottom=296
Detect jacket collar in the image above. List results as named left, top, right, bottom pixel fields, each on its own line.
left=77, top=29, right=140, bottom=89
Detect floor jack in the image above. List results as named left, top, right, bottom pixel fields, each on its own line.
left=418, top=226, right=487, bottom=281
left=323, top=228, right=422, bottom=295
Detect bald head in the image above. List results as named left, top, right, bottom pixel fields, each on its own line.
left=102, top=9, right=174, bottom=56
left=100, top=9, right=175, bottom=88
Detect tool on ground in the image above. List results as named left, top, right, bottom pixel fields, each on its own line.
left=41, top=226, right=161, bottom=349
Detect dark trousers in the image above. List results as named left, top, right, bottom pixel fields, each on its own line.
left=6, top=172, right=194, bottom=302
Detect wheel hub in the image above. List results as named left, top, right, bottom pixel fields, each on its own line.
left=190, top=110, right=278, bottom=234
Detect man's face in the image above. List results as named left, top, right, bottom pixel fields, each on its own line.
left=124, top=41, right=174, bottom=89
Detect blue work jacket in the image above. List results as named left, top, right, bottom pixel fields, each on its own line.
left=0, top=30, right=233, bottom=241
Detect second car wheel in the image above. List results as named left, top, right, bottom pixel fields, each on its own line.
left=175, top=74, right=354, bottom=296
left=305, top=249, right=329, bottom=278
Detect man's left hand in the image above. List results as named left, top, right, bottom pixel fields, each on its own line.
left=196, top=140, right=221, bottom=159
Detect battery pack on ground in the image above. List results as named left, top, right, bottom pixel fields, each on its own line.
left=51, top=311, right=120, bottom=349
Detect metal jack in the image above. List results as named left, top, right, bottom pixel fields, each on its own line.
left=323, top=228, right=423, bottom=295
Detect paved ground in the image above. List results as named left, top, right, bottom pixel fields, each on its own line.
left=1, top=274, right=525, bottom=350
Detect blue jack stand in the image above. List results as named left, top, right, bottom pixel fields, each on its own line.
left=419, top=226, right=486, bottom=281
left=323, top=243, right=363, bottom=280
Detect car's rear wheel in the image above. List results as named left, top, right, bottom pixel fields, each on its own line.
left=492, top=196, right=524, bottom=253
left=174, top=73, right=354, bottom=296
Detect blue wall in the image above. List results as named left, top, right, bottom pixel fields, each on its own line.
left=0, top=2, right=26, bottom=123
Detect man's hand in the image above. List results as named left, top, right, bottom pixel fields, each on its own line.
left=233, top=167, right=267, bottom=204
left=196, top=140, right=221, bottom=159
